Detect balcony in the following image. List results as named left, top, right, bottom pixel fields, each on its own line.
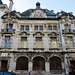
left=1, top=29, right=15, bottom=34
left=62, top=29, right=75, bottom=34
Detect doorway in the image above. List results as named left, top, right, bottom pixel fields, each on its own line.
left=1, top=60, right=8, bottom=71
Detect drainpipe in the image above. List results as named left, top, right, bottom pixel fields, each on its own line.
left=59, top=19, right=67, bottom=75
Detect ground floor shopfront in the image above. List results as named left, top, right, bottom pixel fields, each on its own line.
left=0, top=52, right=75, bottom=75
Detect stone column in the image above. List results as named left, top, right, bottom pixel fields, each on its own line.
left=13, top=59, right=16, bottom=72
left=28, top=61, right=33, bottom=71
left=45, top=61, right=50, bottom=72
left=45, top=61, right=50, bottom=75
left=62, top=61, right=65, bottom=74
left=8, top=53, right=14, bottom=72
left=29, top=24, right=32, bottom=32
left=64, top=54, right=69, bottom=75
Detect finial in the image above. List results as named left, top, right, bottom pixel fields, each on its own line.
left=36, top=2, right=40, bottom=8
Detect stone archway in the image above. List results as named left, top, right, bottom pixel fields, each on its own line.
left=33, top=56, right=45, bottom=70
left=16, top=56, right=28, bottom=70
left=49, top=56, right=62, bottom=73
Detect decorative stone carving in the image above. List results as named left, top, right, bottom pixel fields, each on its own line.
left=48, top=32, right=58, bottom=37
left=33, top=32, right=44, bottom=37
left=19, top=31, right=30, bottom=37
left=30, top=10, right=47, bottom=18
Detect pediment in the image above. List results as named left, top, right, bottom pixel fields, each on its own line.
left=30, top=9, right=47, bottom=18
left=33, top=32, right=44, bottom=37
left=48, top=32, right=58, bottom=37
left=19, top=31, right=30, bottom=37
left=2, top=12, right=21, bottom=19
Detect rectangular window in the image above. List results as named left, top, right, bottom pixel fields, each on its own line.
left=20, top=37, right=27, bottom=48
left=48, top=26, right=52, bottom=31
left=36, top=37, right=42, bottom=48
left=7, top=24, right=13, bottom=32
left=51, top=38, right=57, bottom=48
left=65, top=24, right=71, bottom=29
left=21, top=25, right=24, bottom=31
left=4, top=36, right=10, bottom=48
left=34, top=26, right=38, bottom=31
left=67, top=36, right=74, bottom=48
left=26, top=25, right=29, bottom=31
left=39, top=26, right=43, bottom=31
left=53, top=26, right=57, bottom=31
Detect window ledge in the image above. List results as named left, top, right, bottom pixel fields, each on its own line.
left=33, top=48, right=44, bottom=50
left=49, top=48, right=60, bottom=50
left=18, top=48, right=29, bottom=50
left=0, top=47, right=12, bottom=49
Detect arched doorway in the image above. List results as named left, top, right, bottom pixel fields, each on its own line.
left=33, top=56, right=45, bottom=70
left=16, top=56, right=28, bottom=70
left=49, top=56, right=62, bottom=73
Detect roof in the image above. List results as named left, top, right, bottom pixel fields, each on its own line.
left=0, top=0, right=3, bottom=4
left=21, top=9, right=56, bottom=18
left=21, top=2, right=56, bottom=19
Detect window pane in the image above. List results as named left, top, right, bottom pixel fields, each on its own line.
left=67, top=36, right=73, bottom=48
left=53, top=26, right=57, bottom=31
left=26, top=25, right=29, bottom=31
left=36, top=37, right=42, bottom=48
left=21, top=25, right=24, bottom=31
left=21, top=37, right=27, bottom=48
left=65, top=24, right=71, bottom=29
left=48, top=26, right=52, bottom=31
left=39, top=26, right=43, bottom=31
left=7, top=24, right=13, bottom=32
left=35, top=26, right=38, bottom=31
left=4, top=36, right=10, bottom=48
left=51, top=38, right=57, bottom=48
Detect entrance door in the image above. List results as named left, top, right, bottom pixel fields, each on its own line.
left=1, top=60, right=8, bottom=71
left=69, top=61, right=75, bottom=75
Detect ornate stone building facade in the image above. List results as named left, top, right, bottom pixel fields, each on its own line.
left=0, top=0, right=75, bottom=75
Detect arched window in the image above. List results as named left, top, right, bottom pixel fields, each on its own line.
left=33, top=56, right=45, bottom=70
left=16, top=56, right=28, bottom=70
left=49, top=57, right=62, bottom=70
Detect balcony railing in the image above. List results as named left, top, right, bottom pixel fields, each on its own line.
left=62, top=29, right=75, bottom=34
left=1, top=29, right=15, bottom=34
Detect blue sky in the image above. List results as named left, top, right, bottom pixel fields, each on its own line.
left=2, top=0, right=75, bottom=15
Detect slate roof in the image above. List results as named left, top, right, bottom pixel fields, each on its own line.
left=0, top=0, right=3, bottom=4
left=21, top=9, right=57, bottom=19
